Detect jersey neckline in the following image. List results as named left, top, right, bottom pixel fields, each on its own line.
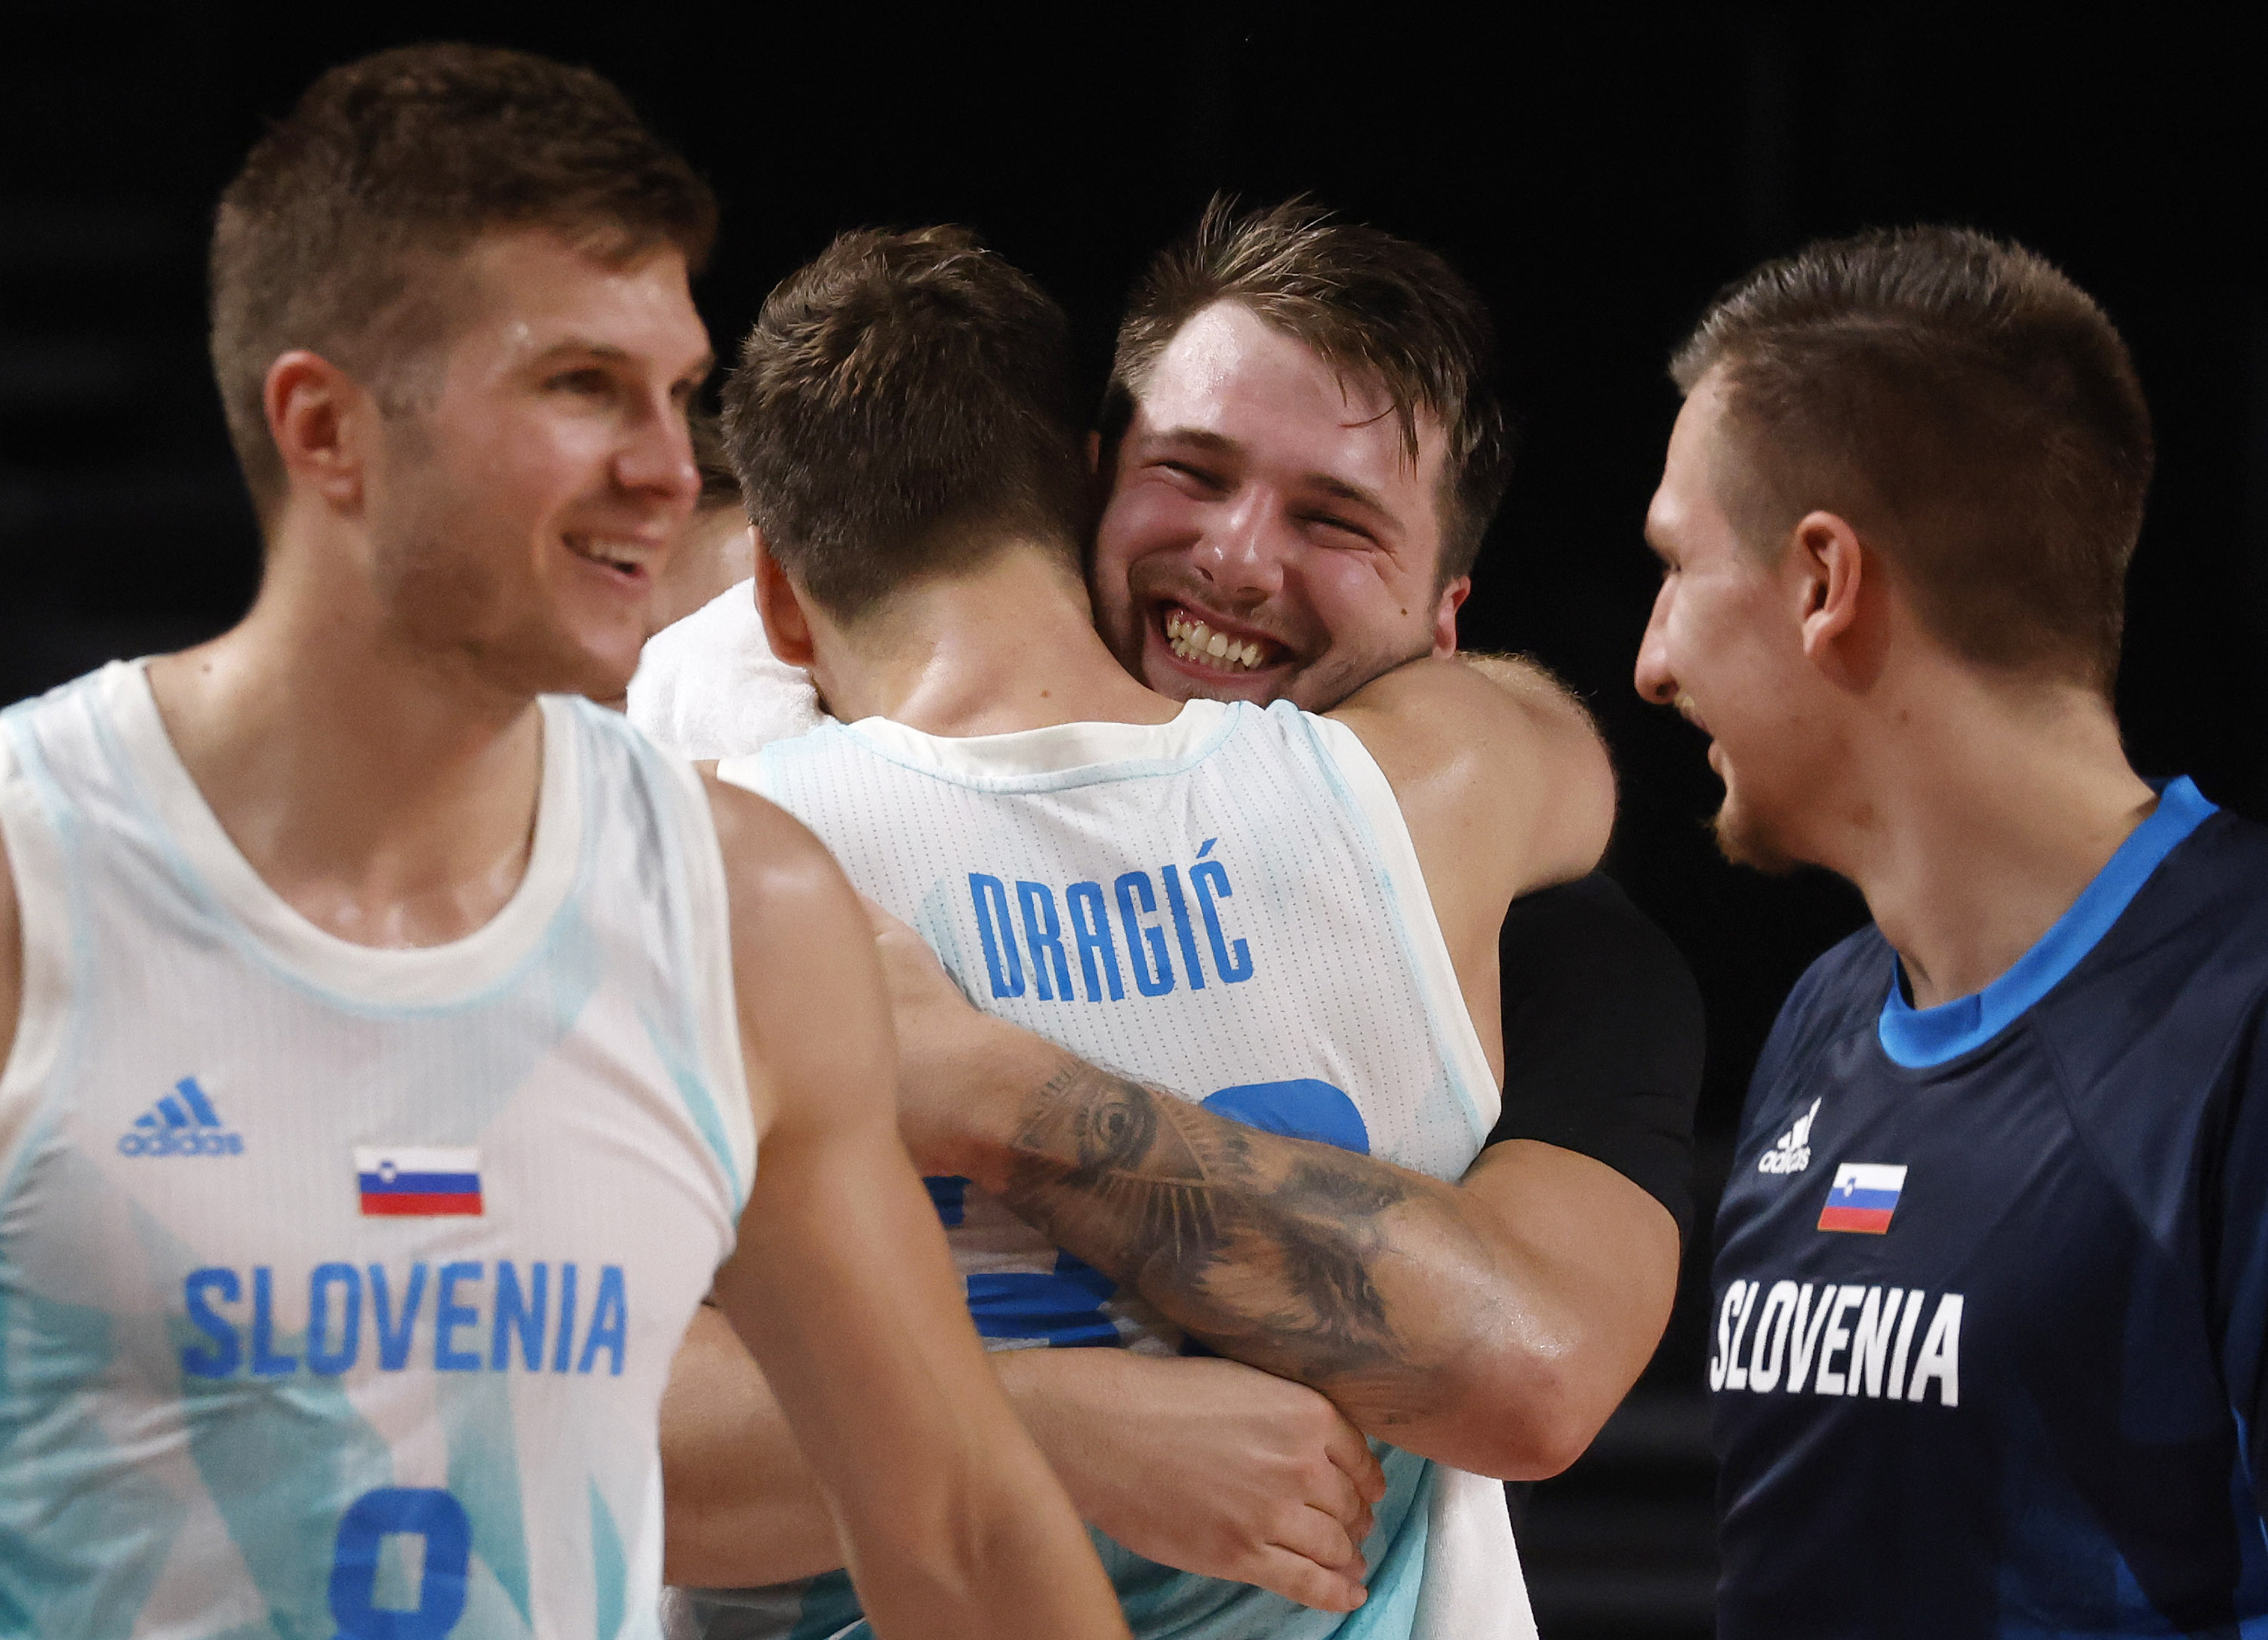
left=1876, top=775, right=2216, bottom=1068
left=102, top=660, right=584, bottom=1008
left=838, top=697, right=1236, bottom=779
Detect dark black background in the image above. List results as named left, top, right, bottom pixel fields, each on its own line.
left=7, top=8, right=2263, bottom=1630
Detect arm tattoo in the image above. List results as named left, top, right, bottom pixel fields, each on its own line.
left=998, top=1057, right=1429, bottom=1389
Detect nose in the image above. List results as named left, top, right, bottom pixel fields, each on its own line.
left=1195, top=492, right=1288, bottom=607
left=1633, top=579, right=1679, bottom=705
left=616, top=401, right=700, bottom=515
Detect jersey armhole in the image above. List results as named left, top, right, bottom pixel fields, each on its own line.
left=647, top=740, right=759, bottom=1222
left=1299, top=712, right=1502, bottom=1143
left=0, top=722, right=82, bottom=1198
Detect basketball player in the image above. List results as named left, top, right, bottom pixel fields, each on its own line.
left=657, top=205, right=1698, bottom=1620
left=1641, top=227, right=2268, bottom=1634
left=663, top=223, right=1629, bottom=1639
left=0, top=48, right=1128, bottom=1640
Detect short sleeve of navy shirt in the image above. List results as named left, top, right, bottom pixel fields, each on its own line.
left=1711, top=778, right=2268, bottom=1638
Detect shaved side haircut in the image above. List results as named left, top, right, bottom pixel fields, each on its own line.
left=209, top=42, right=716, bottom=520
left=1673, top=226, right=2153, bottom=692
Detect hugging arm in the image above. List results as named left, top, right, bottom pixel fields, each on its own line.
left=661, top=1307, right=1385, bottom=1612
left=886, top=659, right=1687, bottom=1480
left=916, top=1020, right=1672, bottom=1480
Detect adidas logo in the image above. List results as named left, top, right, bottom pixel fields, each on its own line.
left=1756, top=1097, right=1820, bottom=1175
left=116, top=1077, right=244, bottom=1158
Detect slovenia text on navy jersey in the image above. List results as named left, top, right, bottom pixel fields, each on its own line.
left=1712, top=779, right=2268, bottom=1638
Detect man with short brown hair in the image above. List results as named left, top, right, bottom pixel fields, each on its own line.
left=0, top=45, right=1127, bottom=1640
left=1089, top=197, right=1513, bottom=712
left=1644, top=226, right=2268, bottom=1635
left=659, top=209, right=1707, bottom=1640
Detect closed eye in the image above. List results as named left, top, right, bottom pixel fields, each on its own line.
left=1157, top=460, right=1226, bottom=492
left=1302, top=512, right=1373, bottom=543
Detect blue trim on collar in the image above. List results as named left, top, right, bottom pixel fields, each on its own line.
left=1877, top=777, right=2216, bottom=1068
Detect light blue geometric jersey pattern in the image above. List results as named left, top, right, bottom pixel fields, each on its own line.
left=699, top=699, right=1534, bottom=1640
left=0, top=662, right=752, bottom=1640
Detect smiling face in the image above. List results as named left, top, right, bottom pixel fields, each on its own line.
left=1634, top=374, right=1823, bottom=872
left=1089, top=301, right=1466, bottom=711
left=359, top=229, right=711, bottom=698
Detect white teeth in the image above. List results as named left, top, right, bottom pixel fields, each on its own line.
left=1162, top=609, right=1269, bottom=672
left=570, top=537, right=644, bottom=571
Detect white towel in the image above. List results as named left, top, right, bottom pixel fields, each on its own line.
left=626, top=579, right=824, bottom=760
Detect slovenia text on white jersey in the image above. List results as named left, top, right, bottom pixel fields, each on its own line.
left=693, top=697, right=1534, bottom=1640
left=0, top=661, right=753, bottom=1640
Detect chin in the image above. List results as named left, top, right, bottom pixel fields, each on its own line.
left=1710, top=794, right=1802, bottom=876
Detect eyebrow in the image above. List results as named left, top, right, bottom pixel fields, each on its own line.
left=531, top=339, right=715, bottom=381
left=1147, top=426, right=1244, bottom=459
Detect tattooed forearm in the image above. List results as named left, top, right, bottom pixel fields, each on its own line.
left=999, top=1054, right=1456, bottom=1392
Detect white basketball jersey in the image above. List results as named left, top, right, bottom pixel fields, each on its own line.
left=0, top=662, right=752, bottom=1640
left=696, top=698, right=1535, bottom=1640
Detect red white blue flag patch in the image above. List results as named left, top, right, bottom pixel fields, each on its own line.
left=356, top=1147, right=483, bottom=1217
left=1818, top=1162, right=1906, bottom=1234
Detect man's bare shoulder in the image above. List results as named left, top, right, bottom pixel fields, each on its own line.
left=1331, top=655, right=1610, bottom=806
left=699, top=771, right=854, bottom=924
left=1457, top=651, right=1602, bottom=751
left=1325, top=654, right=1612, bottom=897
left=697, top=771, right=892, bottom=1143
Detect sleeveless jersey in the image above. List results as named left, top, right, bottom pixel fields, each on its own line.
left=0, top=662, right=753, bottom=1640
left=688, top=697, right=1534, bottom=1640
left=1711, top=777, right=2268, bottom=1637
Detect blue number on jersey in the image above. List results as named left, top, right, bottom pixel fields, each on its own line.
left=935, top=1078, right=1373, bottom=1348
left=329, top=1486, right=472, bottom=1639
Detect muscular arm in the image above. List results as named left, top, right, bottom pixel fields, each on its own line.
left=888, top=659, right=1681, bottom=1480
left=662, top=1306, right=1383, bottom=1611
left=698, top=780, right=1126, bottom=1640
left=911, top=1017, right=1673, bottom=1480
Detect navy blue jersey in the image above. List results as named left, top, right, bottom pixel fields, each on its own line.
left=1713, top=779, right=2268, bottom=1638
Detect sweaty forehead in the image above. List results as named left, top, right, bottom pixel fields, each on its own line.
left=1137, top=301, right=1438, bottom=492
left=449, top=229, right=708, bottom=366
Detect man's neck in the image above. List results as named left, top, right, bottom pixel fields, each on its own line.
left=814, top=546, right=1181, bottom=737
left=1818, top=669, right=2156, bottom=1008
left=143, top=541, right=546, bottom=949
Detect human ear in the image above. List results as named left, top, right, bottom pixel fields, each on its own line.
left=1429, top=575, right=1471, bottom=656
left=1792, top=511, right=1881, bottom=686
left=265, top=350, right=368, bottom=512
left=751, top=533, right=817, bottom=670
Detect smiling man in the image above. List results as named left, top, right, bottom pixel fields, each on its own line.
left=669, top=218, right=1626, bottom=1640
left=652, top=205, right=1700, bottom=1635
left=0, top=47, right=1127, bottom=1640
left=1086, top=214, right=1496, bottom=715
left=1641, top=226, right=2268, bottom=1637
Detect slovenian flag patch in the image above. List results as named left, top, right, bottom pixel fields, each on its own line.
left=356, top=1147, right=483, bottom=1217
left=1817, top=1162, right=1906, bottom=1235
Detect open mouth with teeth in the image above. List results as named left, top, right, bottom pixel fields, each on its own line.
left=1162, top=606, right=1279, bottom=674
left=565, top=535, right=651, bottom=586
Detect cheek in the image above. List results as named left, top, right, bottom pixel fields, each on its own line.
left=1097, top=494, right=1203, bottom=602
left=1301, top=552, right=1432, bottom=656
